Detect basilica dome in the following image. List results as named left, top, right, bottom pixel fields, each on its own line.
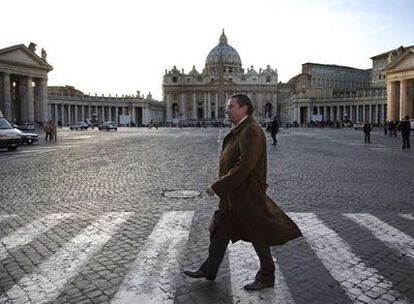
left=205, top=31, right=242, bottom=68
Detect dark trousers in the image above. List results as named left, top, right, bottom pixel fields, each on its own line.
left=364, top=133, right=371, bottom=143
left=402, top=133, right=410, bottom=149
left=271, top=133, right=277, bottom=145
left=199, top=217, right=275, bottom=283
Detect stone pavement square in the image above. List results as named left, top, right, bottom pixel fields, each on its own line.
left=0, top=127, right=413, bottom=303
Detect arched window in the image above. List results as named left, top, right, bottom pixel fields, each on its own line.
left=172, top=103, right=179, bottom=118
left=265, top=103, right=272, bottom=118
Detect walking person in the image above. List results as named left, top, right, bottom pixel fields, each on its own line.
left=44, top=121, right=52, bottom=141
left=388, top=121, right=393, bottom=137
left=363, top=122, right=372, bottom=144
left=270, top=116, right=279, bottom=146
left=400, top=116, right=411, bottom=149
left=184, top=94, right=302, bottom=290
left=383, top=121, right=388, bottom=136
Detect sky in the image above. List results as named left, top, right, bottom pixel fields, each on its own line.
left=1, top=0, right=413, bottom=100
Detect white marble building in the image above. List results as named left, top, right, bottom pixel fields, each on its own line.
left=163, top=30, right=279, bottom=124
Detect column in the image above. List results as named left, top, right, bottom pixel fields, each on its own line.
left=61, top=104, right=65, bottom=125
left=39, top=78, right=48, bottom=123
left=131, top=106, right=135, bottom=125
left=75, top=105, right=79, bottom=122
left=166, top=93, right=172, bottom=122
left=115, top=107, right=119, bottom=124
left=82, top=105, right=85, bottom=122
left=26, top=77, right=34, bottom=122
left=192, top=92, right=197, bottom=119
left=109, top=106, right=112, bottom=122
left=308, top=105, right=312, bottom=123
left=330, top=106, right=334, bottom=122
left=143, top=105, right=149, bottom=125
left=207, top=92, right=211, bottom=119
left=68, top=105, right=72, bottom=124
left=54, top=104, right=58, bottom=123
left=362, top=105, right=366, bottom=122
left=387, top=81, right=399, bottom=121
left=203, top=93, right=207, bottom=119
left=381, top=104, right=385, bottom=123
left=355, top=105, right=361, bottom=122
left=273, top=92, right=278, bottom=118
left=293, top=104, right=299, bottom=122
left=400, top=79, right=408, bottom=120
left=181, top=93, right=186, bottom=119
left=2, top=73, right=12, bottom=120
left=368, top=105, right=372, bottom=123
left=215, top=92, right=218, bottom=119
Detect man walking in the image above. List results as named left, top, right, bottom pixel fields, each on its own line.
left=270, top=116, right=279, bottom=146
left=400, top=115, right=411, bottom=149
left=363, top=122, right=372, bottom=144
left=184, top=94, right=302, bottom=290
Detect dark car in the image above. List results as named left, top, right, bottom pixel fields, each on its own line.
left=0, top=116, right=22, bottom=151
left=98, top=121, right=118, bottom=131
left=69, top=122, right=89, bottom=131
left=13, top=126, right=39, bottom=145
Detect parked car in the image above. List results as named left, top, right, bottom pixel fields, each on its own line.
left=98, top=121, right=118, bottom=131
left=18, top=122, right=36, bottom=132
left=0, top=115, right=22, bottom=151
left=353, top=122, right=364, bottom=130
left=69, top=122, right=89, bottom=130
left=12, top=126, right=39, bottom=145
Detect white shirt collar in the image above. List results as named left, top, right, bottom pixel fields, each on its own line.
left=231, top=115, right=249, bottom=130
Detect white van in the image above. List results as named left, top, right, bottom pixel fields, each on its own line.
left=0, top=112, right=22, bottom=151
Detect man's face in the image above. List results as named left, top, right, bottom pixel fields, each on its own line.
left=226, top=98, right=247, bottom=124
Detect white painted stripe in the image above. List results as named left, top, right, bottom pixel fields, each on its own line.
left=0, top=214, right=17, bottom=221
left=0, top=213, right=72, bottom=260
left=111, top=211, right=194, bottom=304
left=0, top=212, right=132, bottom=304
left=399, top=214, right=414, bottom=221
left=289, top=213, right=409, bottom=304
left=345, top=213, right=414, bottom=260
left=228, top=241, right=295, bottom=304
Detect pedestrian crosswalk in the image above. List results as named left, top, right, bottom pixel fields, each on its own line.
left=0, top=211, right=413, bottom=304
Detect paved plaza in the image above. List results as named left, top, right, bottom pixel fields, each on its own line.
left=0, top=127, right=413, bottom=304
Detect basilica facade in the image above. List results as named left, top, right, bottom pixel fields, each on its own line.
left=162, top=31, right=279, bottom=124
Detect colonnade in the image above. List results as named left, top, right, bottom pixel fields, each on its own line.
left=48, top=103, right=148, bottom=126
left=165, top=91, right=278, bottom=122
left=0, top=72, right=48, bottom=123
left=290, top=103, right=387, bottom=125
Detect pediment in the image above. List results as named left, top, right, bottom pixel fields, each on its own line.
left=384, top=49, right=414, bottom=72
left=0, top=44, right=53, bottom=71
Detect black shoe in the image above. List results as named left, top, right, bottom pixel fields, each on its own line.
left=243, top=280, right=274, bottom=290
left=183, top=269, right=215, bottom=281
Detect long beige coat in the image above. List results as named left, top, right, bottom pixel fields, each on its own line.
left=211, top=116, right=302, bottom=246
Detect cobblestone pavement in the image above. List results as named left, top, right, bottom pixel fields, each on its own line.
left=0, top=127, right=413, bottom=304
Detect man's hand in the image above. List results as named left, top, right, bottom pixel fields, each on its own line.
left=206, top=187, right=215, bottom=197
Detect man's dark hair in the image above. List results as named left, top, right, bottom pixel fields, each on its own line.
left=230, top=94, right=254, bottom=115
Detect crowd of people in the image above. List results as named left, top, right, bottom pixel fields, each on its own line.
left=361, top=117, right=411, bottom=149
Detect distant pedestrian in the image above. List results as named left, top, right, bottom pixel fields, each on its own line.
left=50, top=122, right=57, bottom=141
left=383, top=121, right=388, bottom=136
left=44, top=121, right=52, bottom=141
left=400, top=116, right=411, bottom=149
left=393, top=121, right=398, bottom=137
left=388, top=121, right=393, bottom=137
left=363, top=122, right=371, bottom=144
left=270, top=116, right=279, bottom=146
